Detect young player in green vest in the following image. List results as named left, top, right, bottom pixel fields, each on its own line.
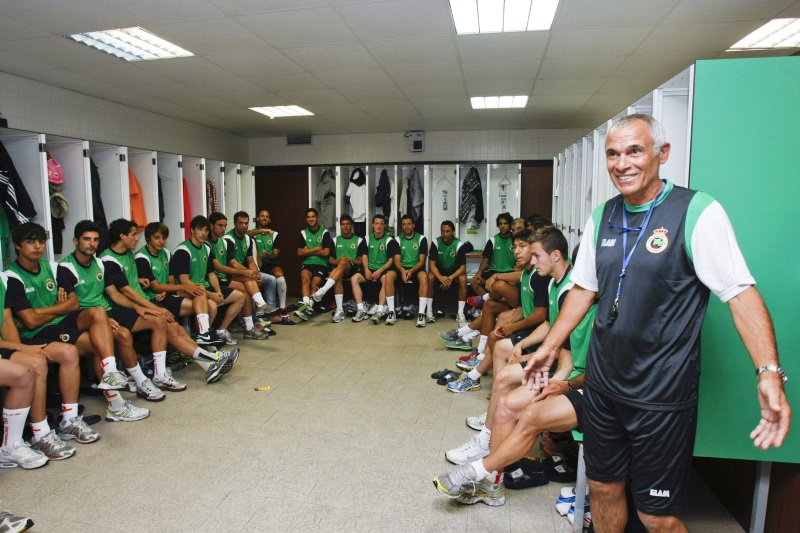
left=392, top=215, right=429, bottom=327
left=470, top=212, right=516, bottom=302
left=6, top=222, right=150, bottom=424
left=172, top=216, right=247, bottom=350
left=296, top=208, right=334, bottom=320
left=350, top=214, right=397, bottom=324
left=427, top=220, right=469, bottom=327
left=207, top=212, right=270, bottom=340
left=249, top=209, right=292, bottom=325
left=311, top=214, right=363, bottom=323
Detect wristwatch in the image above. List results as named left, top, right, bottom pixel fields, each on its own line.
left=756, top=365, right=788, bottom=384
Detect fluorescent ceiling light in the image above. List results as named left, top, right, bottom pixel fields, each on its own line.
left=471, top=95, right=528, bottom=109
left=66, top=27, right=193, bottom=61
left=729, top=19, right=800, bottom=50
left=250, top=106, right=314, bottom=119
left=449, top=0, right=559, bottom=34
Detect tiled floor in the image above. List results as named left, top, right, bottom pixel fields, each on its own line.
left=2, top=310, right=744, bottom=532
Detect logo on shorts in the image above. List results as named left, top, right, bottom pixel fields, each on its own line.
left=59, top=333, right=71, bottom=342
left=45, top=279, right=56, bottom=291
left=649, top=489, right=670, bottom=498
left=96, top=271, right=104, bottom=281
left=646, top=227, right=669, bottom=254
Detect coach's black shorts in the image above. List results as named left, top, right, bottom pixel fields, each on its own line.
left=108, top=308, right=140, bottom=330
left=301, top=264, right=329, bottom=280
left=153, top=295, right=183, bottom=318
left=564, top=388, right=584, bottom=433
left=583, top=386, right=697, bottom=516
left=509, top=328, right=539, bottom=356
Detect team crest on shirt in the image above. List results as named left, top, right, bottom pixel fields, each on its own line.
left=202, top=254, right=208, bottom=262
left=59, top=333, right=70, bottom=342
left=350, top=243, right=356, bottom=249
left=45, top=279, right=56, bottom=291
left=379, top=244, right=385, bottom=250
left=96, top=271, right=104, bottom=281
left=412, top=243, right=418, bottom=250
left=449, top=250, right=456, bottom=257
left=317, top=236, right=323, bottom=243
left=646, top=227, right=669, bottom=254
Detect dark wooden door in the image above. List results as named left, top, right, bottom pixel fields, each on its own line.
left=520, top=161, right=553, bottom=220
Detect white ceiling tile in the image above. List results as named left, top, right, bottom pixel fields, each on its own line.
left=283, top=44, right=378, bottom=70
left=101, top=0, right=225, bottom=25
left=0, top=51, right=57, bottom=74
left=551, top=0, right=680, bottom=30
left=456, top=33, right=549, bottom=62
left=615, top=52, right=711, bottom=78
left=336, top=0, right=452, bottom=41
left=386, top=64, right=464, bottom=85
left=208, top=0, right=328, bottom=16
left=400, top=83, right=467, bottom=99
left=533, top=78, right=606, bottom=95
left=356, top=100, right=418, bottom=114
left=0, top=37, right=124, bottom=69
left=462, top=61, right=540, bottom=82
left=66, top=64, right=152, bottom=88
left=365, top=37, right=458, bottom=67
left=0, top=15, right=50, bottom=42
left=149, top=18, right=269, bottom=55
left=0, top=0, right=134, bottom=34
left=247, top=72, right=328, bottom=93
left=314, top=68, right=395, bottom=89
left=342, top=86, right=408, bottom=104
left=121, top=76, right=207, bottom=101
left=637, top=21, right=768, bottom=55
left=538, top=56, right=627, bottom=79
left=598, top=76, right=666, bottom=94
left=529, top=93, right=592, bottom=112
left=205, top=50, right=304, bottom=77
left=466, top=80, right=535, bottom=96
left=237, top=8, right=358, bottom=48
left=546, top=27, right=653, bottom=58
left=665, top=0, right=795, bottom=24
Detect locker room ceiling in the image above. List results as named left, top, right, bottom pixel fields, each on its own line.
left=0, top=0, right=798, bottom=138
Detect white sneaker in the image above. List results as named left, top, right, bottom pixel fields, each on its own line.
left=136, top=378, right=166, bottom=402
left=153, top=369, right=187, bottom=392
left=456, top=313, right=468, bottom=328
left=416, top=313, right=426, bottom=327
left=331, top=309, right=346, bottom=323
left=426, top=312, right=436, bottom=323
left=106, top=400, right=150, bottom=422
left=445, top=435, right=490, bottom=465
left=466, top=412, right=487, bottom=431
left=0, top=441, right=48, bottom=469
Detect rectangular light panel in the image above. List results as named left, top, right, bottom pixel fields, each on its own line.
left=471, top=95, right=528, bottom=109
left=66, top=27, right=193, bottom=61
left=729, top=19, right=800, bottom=50
left=449, top=0, right=559, bottom=34
left=250, top=106, right=315, bottom=118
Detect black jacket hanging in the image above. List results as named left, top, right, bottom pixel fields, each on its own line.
left=375, top=169, right=391, bottom=216
left=90, top=159, right=110, bottom=254
left=459, top=166, right=484, bottom=224
left=0, top=140, right=38, bottom=227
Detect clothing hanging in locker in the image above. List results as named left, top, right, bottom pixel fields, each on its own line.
left=315, top=168, right=336, bottom=232
left=129, top=167, right=147, bottom=232
left=375, top=168, right=392, bottom=222
left=90, top=159, right=110, bottom=254
left=206, top=180, right=218, bottom=215
left=46, top=149, right=69, bottom=254
left=0, top=140, right=37, bottom=228
left=157, top=174, right=166, bottom=222
left=459, top=166, right=484, bottom=224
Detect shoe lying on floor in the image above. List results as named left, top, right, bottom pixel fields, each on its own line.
left=504, top=458, right=550, bottom=490
left=436, top=372, right=462, bottom=386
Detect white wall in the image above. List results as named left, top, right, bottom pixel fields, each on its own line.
left=0, top=71, right=248, bottom=162
left=249, top=128, right=587, bottom=166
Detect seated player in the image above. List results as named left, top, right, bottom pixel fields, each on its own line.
left=446, top=230, right=549, bottom=393
left=470, top=212, right=516, bottom=301
left=512, top=218, right=525, bottom=235
left=350, top=214, right=397, bottom=324
left=392, top=215, right=429, bottom=327
left=67, top=220, right=234, bottom=388
left=0, top=356, right=48, bottom=469
left=134, top=222, right=219, bottom=346
left=5, top=223, right=150, bottom=423
left=0, top=271, right=96, bottom=463
left=207, top=212, right=269, bottom=340
left=295, top=208, right=334, bottom=320
left=311, top=215, right=363, bottom=323
left=249, top=209, right=292, bottom=325
left=434, top=226, right=596, bottom=508
left=172, top=216, right=247, bottom=352
left=427, top=220, right=469, bottom=327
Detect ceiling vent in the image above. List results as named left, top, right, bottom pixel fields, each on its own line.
left=287, top=134, right=312, bottom=146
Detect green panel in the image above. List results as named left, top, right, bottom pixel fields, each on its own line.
left=690, top=57, right=800, bottom=462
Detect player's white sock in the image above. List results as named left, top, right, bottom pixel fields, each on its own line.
left=244, top=316, right=255, bottom=330
left=101, top=356, right=118, bottom=375
left=477, top=426, right=492, bottom=450
left=468, top=368, right=482, bottom=381
left=2, top=407, right=29, bottom=447
left=457, top=326, right=474, bottom=338
left=318, top=278, right=335, bottom=296
left=197, top=313, right=210, bottom=334
left=60, top=403, right=79, bottom=425
left=335, top=294, right=344, bottom=312
left=104, top=390, right=126, bottom=411
left=127, top=364, right=148, bottom=387
left=29, top=419, right=50, bottom=443
left=418, top=298, right=426, bottom=314
left=276, top=276, right=287, bottom=308
left=386, top=296, right=395, bottom=313
left=253, top=293, right=266, bottom=307
left=152, top=350, right=167, bottom=379
left=458, top=301, right=466, bottom=314
left=477, top=335, right=489, bottom=353
left=425, top=297, right=434, bottom=312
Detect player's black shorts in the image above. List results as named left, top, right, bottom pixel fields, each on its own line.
left=301, top=264, right=329, bottom=280
left=564, top=388, right=584, bottom=432
left=480, top=269, right=498, bottom=281
left=219, top=286, right=235, bottom=299
left=339, top=260, right=359, bottom=280
left=27, top=325, right=83, bottom=345
left=108, top=308, right=140, bottom=330
left=261, top=262, right=280, bottom=275
left=509, top=328, right=539, bottom=355
left=153, top=295, right=184, bottom=318
left=0, top=348, right=16, bottom=359
left=583, top=386, right=697, bottom=516
left=218, top=277, right=231, bottom=288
